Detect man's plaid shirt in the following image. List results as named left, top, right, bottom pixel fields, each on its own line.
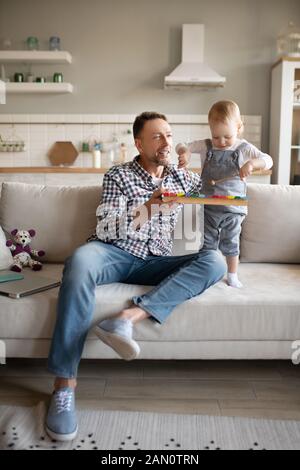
left=88, top=156, right=201, bottom=260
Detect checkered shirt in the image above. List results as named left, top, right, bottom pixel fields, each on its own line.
left=88, top=156, right=201, bottom=259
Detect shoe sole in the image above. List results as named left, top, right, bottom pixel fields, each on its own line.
left=94, top=325, right=140, bottom=361
left=45, top=424, right=78, bottom=442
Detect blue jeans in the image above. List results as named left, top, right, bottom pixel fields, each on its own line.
left=48, top=241, right=226, bottom=378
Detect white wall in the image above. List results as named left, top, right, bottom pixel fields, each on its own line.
left=1, top=0, right=300, bottom=151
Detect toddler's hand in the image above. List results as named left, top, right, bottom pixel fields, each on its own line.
left=240, top=161, right=254, bottom=180
left=176, top=143, right=191, bottom=169
left=178, top=152, right=191, bottom=169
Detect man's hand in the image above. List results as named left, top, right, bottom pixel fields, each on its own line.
left=239, top=161, right=254, bottom=180
left=144, top=187, right=165, bottom=211
left=145, top=187, right=179, bottom=215
left=133, top=188, right=180, bottom=231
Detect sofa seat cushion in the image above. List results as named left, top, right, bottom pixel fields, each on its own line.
left=0, top=263, right=299, bottom=342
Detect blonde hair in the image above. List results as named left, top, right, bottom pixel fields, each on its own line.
left=208, top=100, right=244, bottom=135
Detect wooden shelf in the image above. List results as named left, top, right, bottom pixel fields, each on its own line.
left=0, top=167, right=273, bottom=175
left=0, top=51, right=74, bottom=95
left=6, top=83, right=73, bottom=94
left=190, top=168, right=272, bottom=176
left=0, top=50, right=72, bottom=64
left=0, top=167, right=108, bottom=173
left=163, top=196, right=248, bottom=207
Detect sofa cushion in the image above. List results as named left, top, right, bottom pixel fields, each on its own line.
left=0, top=263, right=299, bottom=342
left=0, top=182, right=101, bottom=262
left=0, top=225, right=13, bottom=269
left=241, top=184, right=300, bottom=263
left=0, top=181, right=204, bottom=262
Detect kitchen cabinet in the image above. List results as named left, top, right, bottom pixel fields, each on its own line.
left=270, top=57, right=300, bottom=184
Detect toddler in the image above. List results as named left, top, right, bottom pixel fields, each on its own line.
left=176, top=100, right=273, bottom=288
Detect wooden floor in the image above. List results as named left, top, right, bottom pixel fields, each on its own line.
left=0, top=359, right=300, bottom=421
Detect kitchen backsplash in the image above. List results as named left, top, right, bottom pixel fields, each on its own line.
left=0, top=114, right=262, bottom=169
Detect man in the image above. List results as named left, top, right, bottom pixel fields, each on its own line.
left=46, top=112, right=226, bottom=441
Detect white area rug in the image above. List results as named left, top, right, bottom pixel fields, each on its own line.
left=0, top=402, right=300, bottom=450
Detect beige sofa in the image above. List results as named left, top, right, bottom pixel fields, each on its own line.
left=0, top=181, right=299, bottom=360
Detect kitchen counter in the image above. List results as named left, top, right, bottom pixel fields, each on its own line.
left=0, top=167, right=273, bottom=175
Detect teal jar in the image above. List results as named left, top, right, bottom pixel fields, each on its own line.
left=26, top=36, right=39, bottom=51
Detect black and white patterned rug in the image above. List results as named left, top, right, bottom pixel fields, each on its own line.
left=0, top=402, right=300, bottom=450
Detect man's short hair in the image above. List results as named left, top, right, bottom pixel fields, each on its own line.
left=133, top=112, right=168, bottom=139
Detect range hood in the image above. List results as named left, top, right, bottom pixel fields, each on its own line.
left=164, top=24, right=226, bottom=89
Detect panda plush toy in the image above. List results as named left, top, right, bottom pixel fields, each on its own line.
left=6, top=229, right=45, bottom=272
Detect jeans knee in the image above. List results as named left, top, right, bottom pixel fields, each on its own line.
left=66, top=246, right=88, bottom=269
left=63, top=245, right=98, bottom=283
left=200, top=249, right=226, bottom=279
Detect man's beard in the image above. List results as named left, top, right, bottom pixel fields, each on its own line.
left=150, top=150, right=171, bottom=167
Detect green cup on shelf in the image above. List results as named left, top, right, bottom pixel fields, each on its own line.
left=53, top=73, right=63, bottom=83
left=14, top=73, right=24, bottom=82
